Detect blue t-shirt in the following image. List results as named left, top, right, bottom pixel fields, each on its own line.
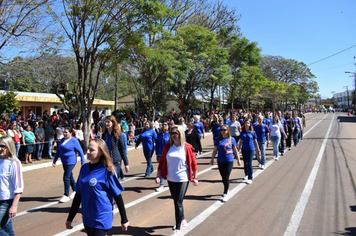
left=214, top=137, right=236, bottom=163
left=239, top=130, right=257, bottom=151
left=224, top=119, right=231, bottom=125
left=294, top=118, right=300, bottom=129
left=121, top=132, right=128, bottom=155
left=280, top=117, right=287, bottom=131
left=213, top=125, right=221, bottom=142
left=156, top=131, right=170, bottom=156
left=194, top=121, right=204, bottom=137
left=138, top=129, right=157, bottom=150
left=76, top=163, right=124, bottom=230
left=252, top=121, right=259, bottom=128
left=263, top=118, right=270, bottom=126
left=53, top=137, right=85, bottom=165
left=254, top=124, right=269, bottom=142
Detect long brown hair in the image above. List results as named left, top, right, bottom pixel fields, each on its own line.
left=102, top=115, right=121, bottom=140
left=92, top=138, right=116, bottom=175
left=243, top=118, right=254, bottom=135
left=218, top=124, right=232, bottom=145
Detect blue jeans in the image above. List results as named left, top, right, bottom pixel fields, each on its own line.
left=62, top=164, right=76, bottom=196
left=270, top=136, right=281, bottom=158
left=279, top=132, right=285, bottom=154
left=0, top=198, right=14, bottom=236
left=47, top=141, right=53, bottom=158
left=37, top=143, right=44, bottom=158
left=114, top=161, right=125, bottom=179
left=157, top=155, right=164, bottom=186
left=293, top=128, right=300, bottom=146
left=257, top=141, right=267, bottom=165
left=143, top=150, right=154, bottom=177
left=242, top=150, right=254, bottom=180
left=15, top=143, right=20, bottom=158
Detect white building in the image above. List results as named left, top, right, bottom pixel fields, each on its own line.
left=333, top=89, right=354, bottom=108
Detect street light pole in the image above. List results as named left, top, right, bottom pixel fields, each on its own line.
left=345, top=71, right=356, bottom=108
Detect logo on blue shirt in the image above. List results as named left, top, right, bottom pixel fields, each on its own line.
left=89, top=178, right=97, bottom=186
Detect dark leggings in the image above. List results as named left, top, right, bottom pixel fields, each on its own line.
left=168, top=181, right=189, bottom=230
left=218, top=161, right=234, bottom=194
left=84, top=224, right=108, bottom=236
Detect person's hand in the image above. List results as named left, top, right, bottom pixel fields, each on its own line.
left=8, top=205, right=17, bottom=218
left=155, top=177, right=160, bottom=184
left=236, top=159, right=241, bottom=166
left=193, top=178, right=199, bottom=186
left=65, top=221, right=73, bottom=229
left=121, top=221, right=129, bottom=231
left=52, top=162, right=56, bottom=167
left=209, top=159, right=214, bottom=165
left=125, top=165, right=129, bottom=173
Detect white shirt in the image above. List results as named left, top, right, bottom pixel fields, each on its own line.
left=56, top=127, right=64, bottom=140
left=75, top=130, right=84, bottom=140
left=269, top=123, right=282, bottom=137
left=166, top=145, right=188, bottom=182
left=0, top=158, right=24, bottom=200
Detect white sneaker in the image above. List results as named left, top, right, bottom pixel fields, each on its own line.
left=172, top=219, right=188, bottom=230
left=221, top=194, right=228, bottom=202
left=275, top=156, right=279, bottom=161
left=155, top=186, right=165, bottom=192
left=59, top=195, right=70, bottom=203
left=246, top=179, right=253, bottom=185
left=244, top=175, right=248, bottom=181
left=69, top=191, right=76, bottom=199
left=258, top=164, right=262, bottom=168
left=171, top=229, right=181, bottom=236
left=261, top=165, right=265, bottom=170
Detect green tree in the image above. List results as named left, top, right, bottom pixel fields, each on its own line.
left=169, top=25, right=229, bottom=110
left=0, top=91, right=20, bottom=114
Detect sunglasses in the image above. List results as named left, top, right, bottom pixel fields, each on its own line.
left=170, top=132, right=179, bottom=135
left=0, top=145, right=8, bottom=149
left=220, top=129, right=227, bottom=132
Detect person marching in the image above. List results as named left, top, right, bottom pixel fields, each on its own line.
left=269, top=116, right=287, bottom=161
left=66, top=139, right=129, bottom=236
left=254, top=115, right=269, bottom=169
left=155, top=122, right=170, bottom=192
left=53, top=127, right=85, bottom=203
left=156, top=125, right=198, bottom=236
left=238, top=119, right=260, bottom=184
left=210, top=125, right=241, bottom=202
left=0, top=136, right=24, bottom=235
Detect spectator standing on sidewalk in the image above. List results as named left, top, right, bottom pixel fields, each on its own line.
left=22, top=125, right=36, bottom=164
left=7, top=123, right=22, bottom=158
left=45, top=120, right=55, bottom=159
left=35, top=121, right=45, bottom=160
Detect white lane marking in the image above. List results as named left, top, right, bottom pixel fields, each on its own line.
left=283, top=113, right=334, bottom=236
left=180, top=114, right=330, bottom=235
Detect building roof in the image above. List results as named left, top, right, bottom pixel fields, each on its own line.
left=0, top=90, right=115, bottom=106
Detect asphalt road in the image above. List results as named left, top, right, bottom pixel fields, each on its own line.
left=12, top=112, right=356, bottom=236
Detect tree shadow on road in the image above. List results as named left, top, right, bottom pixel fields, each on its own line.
left=108, top=225, right=170, bottom=236
left=338, top=116, right=356, bottom=123
left=334, top=227, right=356, bottom=235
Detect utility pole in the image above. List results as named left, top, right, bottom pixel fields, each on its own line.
left=344, top=86, right=350, bottom=108
left=331, top=91, right=335, bottom=107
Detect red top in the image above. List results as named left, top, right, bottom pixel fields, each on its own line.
left=158, top=142, right=197, bottom=181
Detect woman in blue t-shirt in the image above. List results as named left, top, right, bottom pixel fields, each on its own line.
left=155, top=122, right=170, bottom=192
left=210, top=125, right=241, bottom=202
left=238, top=119, right=260, bottom=184
left=66, top=139, right=129, bottom=235
left=135, top=121, right=157, bottom=177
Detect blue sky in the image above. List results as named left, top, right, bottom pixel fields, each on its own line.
left=225, top=0, right=356, bottom=98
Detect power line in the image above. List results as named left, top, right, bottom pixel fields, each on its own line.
left=307, top=44, right=356, bottom=66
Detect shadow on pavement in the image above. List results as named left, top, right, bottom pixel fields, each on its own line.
left=338, top=116, right=356, bottom=123
left=108, top=225, right=169, bottom=236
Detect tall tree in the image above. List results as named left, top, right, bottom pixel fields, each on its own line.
left=0, top=0, right=52, bottom=63
left=53, top=0, right=164, bottom=148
